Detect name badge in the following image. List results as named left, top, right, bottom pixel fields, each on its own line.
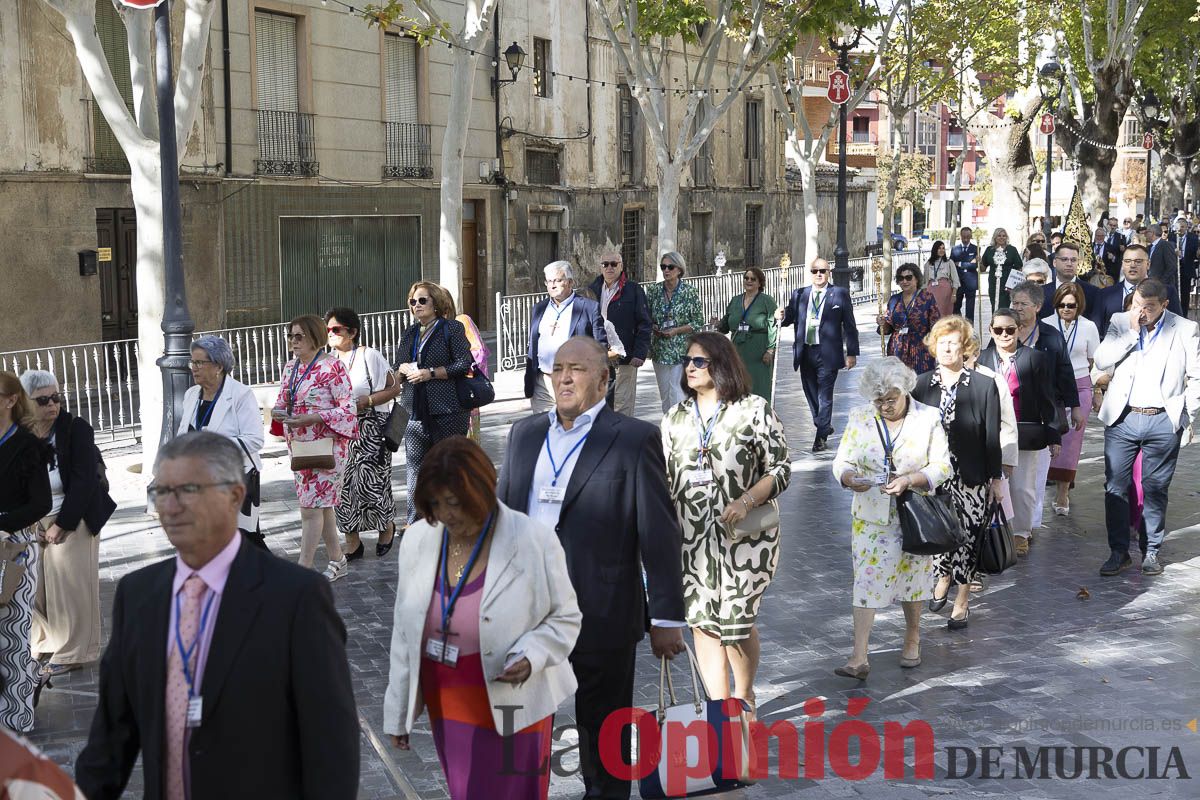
left=874, top=472, right=890, bottom=486
left=690, top=468, right=713, bottom=487
left=898, top=327, right=910, bottom=336
left=425, top=638, right=460, bottom=667
left=662, top=318, right=676, bottom=329
left=737, top=323, right=750, bottom=332
left=186, top=696, right=203, bottom=728
left=538, top=485, right=566, bottom=504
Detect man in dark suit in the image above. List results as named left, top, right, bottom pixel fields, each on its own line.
left=1101, top=219, right=1126, bottom=281
left=76, top=432, right=358, bottom=800
left=778, top=257, right=859, bottom=452
left=1092, top=244, right=1183, bottom=337
left=526, top=260, right=608, bottom=413
left=497, top=337, right=685, bottom=800
left=1041, top=242, right=1099, bottom=317
left=950, top=226, right=980, bottom=320
left=588, top=251, right=653, bottom=415
left=1147, top=223, right=1179, bottom=288
left=1173, top=218, right=1198, bottom=315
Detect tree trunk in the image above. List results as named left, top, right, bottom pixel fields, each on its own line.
left=1059, top=70, right=1128, bottom=222
left=437, top=46, right=475, bottom=309
left=879, top=150, right=901, bottom=316
left=789, top=145, right=822, bottom=270
left=976, top=119, right=1036, bottom=241
left=128, top=149, right=166, bottom=469
left=1160, top=152, right=1187, bottom=217
left=656, top=160, right=682, bottom=277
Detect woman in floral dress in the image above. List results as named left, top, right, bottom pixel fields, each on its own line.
left=662, top=333, right=790, bottom=715
left=272, top=315, right=358, bottom=580
left=878, top=263, right=941, bottom=373
left=831, top=357, right=951, bottom=679
left=646, top=251, right=704, bottom=413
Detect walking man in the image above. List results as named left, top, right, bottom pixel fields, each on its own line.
left=588, top=250, right=652, bottom=416
left=950, top=226, right=980, bottom=320
left=525, top=261, right=607, bottom=414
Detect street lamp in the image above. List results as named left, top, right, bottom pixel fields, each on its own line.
left=1037, top=60, right=1063, bottom=240
left=1141, top=89, right=1162, bottom=222
left=493, top=41, right=526, bottom=89
left=830, top=16, right=863, bottom=289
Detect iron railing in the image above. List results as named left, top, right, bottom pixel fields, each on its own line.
left=493, top=248, right=929, bottom=373
left=383, top=121, right=433, bottom=178
left=255, top=109, right=318, bottom=176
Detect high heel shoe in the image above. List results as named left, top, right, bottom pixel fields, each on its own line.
left=928, top=589, right=949, bottom=613
left=376, top=522, right=398, bottom=558
left=344, top=541, right=365, bottom=562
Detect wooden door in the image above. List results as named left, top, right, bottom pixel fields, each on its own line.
left=460, top=201, right=479, bottom=319
left=97, top=209, right=138, bottom=341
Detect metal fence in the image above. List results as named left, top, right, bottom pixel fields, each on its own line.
left=254, top=109, right=319, bottom=176
left=383, top=122, right=433, bottom=179
left=494, top=248, right=927, bottom=372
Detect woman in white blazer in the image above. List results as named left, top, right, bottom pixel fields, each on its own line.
left=178, top=335, right=266, bottom=546
left=383, top=436, right=580, bottom=800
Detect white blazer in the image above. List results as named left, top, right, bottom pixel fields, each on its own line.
left=177, top=377, right=265, bottom=471
left=383, top=502, right=581, bottom=736
left=1092, top=310, right=1200, bottom=429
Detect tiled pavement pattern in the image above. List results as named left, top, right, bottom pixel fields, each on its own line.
left=26, top=308, right=1200, bottom=799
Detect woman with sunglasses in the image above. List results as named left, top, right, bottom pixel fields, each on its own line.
left=0, top=371, right=51, bottom=731
left=394, top=282, right=476, bottom=527
left=878, top=263, right=941, bottom=374
left=710, top=267, right=779, bottom=402
left=978, top=310, right=1062, bottom=557
left=324, top=307, right=402, bottom=560
left=647, top=251, right=704, bottom=413
left=923, top=240, right=959, bottom=317
left=661, top=333, right=790, bottom=712
left=983, top=228, right=1022, bottom=312
left=271, top=315, right=357, bottom=580
left=1043, top=284, right=1099, bottom=515
left=19, top=370, right=114, bottom=681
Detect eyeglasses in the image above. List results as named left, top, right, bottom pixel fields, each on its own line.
left=33, top=393, right=62, bottom=407
left=810, top=268, right=828, bottom=275
left=287, top=333, right=307, bottom=342
left=743, top=276, right=757, bottom=283
left=326, top=325, right=350, bottom=335
left=147, top=481, right=238, bottom=504
left=660, top=264, right=676, bottom=272
left=991, top=326, right=1018, bottom=335
left=409, top=296, right=431, bottom=306
left=187, top=359, right=215, bottom=369
left=679, top=356, right=711, bottom=370
left=872, top=395, right=904, bottom=409
left=601, top=261, right=620, bottom=268
left=1056, top=302, right=1078, bottom=310
left=1123, top=258, right=1148, bottom=266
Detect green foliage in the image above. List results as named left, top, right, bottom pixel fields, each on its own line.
left=973, top=164, right=992, bottom=206
left=361, top=2, right=452, bottom=43
left=877, top=152, right=933, bottom=208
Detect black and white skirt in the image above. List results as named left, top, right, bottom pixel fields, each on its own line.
left=936, top=475, right=989, bottom=585
left=336, top=411, right=396, bottom=533
left=0, top=528, right=39, bottom=732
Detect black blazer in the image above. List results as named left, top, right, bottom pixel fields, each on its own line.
left=587, top=275, right=653, bottom=364
left=49, top=411, right=116, bottom=534
left=396, top=318, right=475, bottom=417
left=978, top=344, right=1062, bottom=449
left=0, top=426, right=51, bottom=533
left=75, top=536, right=359, bottom=800
left=1031, top=322, right=1079, bottom=409
left=1148, top=238, right=1179, bottom=286
left=1092, top=282, right=1183, bottom=338
left=495, top=406, right=685, bottom=652
left=780, top=284, right=860, bottom=371
left=912, top=369, right=1002, bottom=487
left=1175, top=232, right=1200, bottom=279
left=524, top=294, right=608, bottom=397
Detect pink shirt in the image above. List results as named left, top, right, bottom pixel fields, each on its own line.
left=164, top=533, right=242, bottom=694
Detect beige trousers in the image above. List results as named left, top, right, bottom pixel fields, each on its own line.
left=610, top=364, right=639, bottom=417
left=30, top=516, right=101, bottom=665
left=530, top=372, right=556, bottom=415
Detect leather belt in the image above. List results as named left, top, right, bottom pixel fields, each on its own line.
left=1128, top=406, right=1166, bottom=415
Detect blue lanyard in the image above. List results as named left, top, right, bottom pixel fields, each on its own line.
left=810, top=289, right=825, bottom=318
left=739, top=293, right=761, bottom=326
left=874, top=416, right=904, bottom=470
left=0, top=424, right=16, bottom=448
left=174, top=589, right=217, bottom=697
left=694, top=400, right=723, bottom=456
left=438, top=512, right=495, bottom=635
left=1022, top=326, right=1039, bottom=348
left=287, top=353, right=322, bottom=413
left=548, top=296, right=577, bottom=331
left=544, top=428, right=590, bottom=487
left=1057, top=317, right=1079, bottom=353
left=895, top=293, right=917, bottom=325
left=1138, top=321, right=1164, bottom=351
left=412, top=320, right=442, bottom=362
left=195, top=378, right=225, bottom=430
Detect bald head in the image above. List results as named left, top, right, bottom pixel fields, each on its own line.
left=552, top=337, right=610, bottom=424
left=810, top=257, right=831, bottom=288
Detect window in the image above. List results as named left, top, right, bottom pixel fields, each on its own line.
left=618, top=84, right=641, bottom=183
left=383, top=35, right=431, bottom=178
left=912, top=204, right=928, bottom=236
left=528, top=210, right=561, bottom=270
left=533, top=37, right=552, bottom=98
left=526, top=147, right=561, bottom=185
left=744, top=205, right=762, bottom=268
left=691, top=115, right=712, bottom=187
left=947, top=155, right=958, bottom=177
left=254, top=11, right=316, bottom=175
left=916, top=115, right=938, bottom=156
left=89, top=0, right=134, bottom=173
left=948, top=126, right=965, bottom=149
left=622, top=209, right=644, bottom=278
left=744, top=100, right=762, bottom=187
left=852, top=116, right=870, bottom=144
left=1122, top=118, right=1141, bottom=148
left=691, top=212, right=713, bottom=273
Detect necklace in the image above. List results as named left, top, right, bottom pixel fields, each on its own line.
left=447, top=536, right=472, bottom=581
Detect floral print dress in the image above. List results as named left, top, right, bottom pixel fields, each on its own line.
left=646, top=281, right=704, bottom=366
left=831, top=402, right=952, bottom=608
left=929, top=369, right=989, bottom=586
left=883, top=290, right=940, bottom=373
left=273, top=355, right=358, bottom=508
left=662, top=395, right=791, bottom=644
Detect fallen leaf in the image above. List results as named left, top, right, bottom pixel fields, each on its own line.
left=1101, top=678, right=1110, bottom=684
left=1076, top=587, right=1091, bottom=599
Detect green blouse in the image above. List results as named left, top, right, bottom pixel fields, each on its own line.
left=646, top=280, right=704, bottom=365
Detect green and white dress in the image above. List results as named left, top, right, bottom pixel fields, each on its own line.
left=662, top=395, right=791, bottom=644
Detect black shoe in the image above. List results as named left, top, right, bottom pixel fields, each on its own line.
left=948, top=608, right=970, bottom=630
left=928, top=590, right=949, bottom=613
left=1099, top=551, right=1133, bottom=576
left=1141, top=551, right=1164, bottom=575
left=376, top=523, right=398, bottom=558
left=812, top=437, right=827, bottom=453
left=344, top=541, right=365, bottom=562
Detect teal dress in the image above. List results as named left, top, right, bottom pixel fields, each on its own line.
left=717, top=292, right=778, bottom=402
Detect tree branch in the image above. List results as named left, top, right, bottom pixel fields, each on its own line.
left=174, top=0, right=218, bottom=163
left=115, top=4, right=157, bottom=139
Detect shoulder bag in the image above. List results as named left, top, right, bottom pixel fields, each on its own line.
left=442, top=324, right=495, bottom=410
left=975, top=501, right=1017, bottom=574
left=874, top=418, right=966, bottom=556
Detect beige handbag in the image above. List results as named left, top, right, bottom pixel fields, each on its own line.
left=728, top=498, right=780, bottom=538
left=0, top=539, right=29, bottom=606
left=290, top=438, right=335, bottom=471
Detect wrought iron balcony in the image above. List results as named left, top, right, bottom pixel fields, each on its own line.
left=255, top=110, right=318, bottom=176
left=383, top=122, right=433, bottom=179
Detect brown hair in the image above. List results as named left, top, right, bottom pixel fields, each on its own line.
left=924, top=315, right=980, bottom=359
left=0, top=371, right=36, bottom=430
left=1052, top=282, right=1087, bottom=316
left=287, top=315, right=327, bottom=350
left=408, top=281, right=456, bottom=319
left=743, top=267, right=767, bottom=291
left=679, top=332, right=752, bottom=403
left=413, top=436, right=498, bottom=524
left=896, top=262, right=923, bottom=288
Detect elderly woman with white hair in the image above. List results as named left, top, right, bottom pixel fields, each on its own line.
left=179, top=335, right=266, bottom=547
left=19, top=369, right=115, bottom=680
left=830, top=357, right=952, bottom=679
left=647, top=251, right=704, bottom=413
left=524, top=261, right=607, bottom=414
left=1020, top=257, right=1052, bottom=287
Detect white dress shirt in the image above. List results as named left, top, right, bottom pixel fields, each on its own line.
left=537, top=297, right=576, bottom=374
left=1128, top=316, right=1169, bottom=408
left=805, top=288, right=826, bottom=345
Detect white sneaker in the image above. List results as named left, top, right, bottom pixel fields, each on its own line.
left=323, top=556, right=348, bottom=582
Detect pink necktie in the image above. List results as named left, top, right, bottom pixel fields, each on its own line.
left=165, top=574, right=207, bottom=800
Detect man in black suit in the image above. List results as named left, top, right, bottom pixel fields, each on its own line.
left=1041, top=242, right=1099, bottom=317
left=1174, top=218, right=1198, bottom=315
left=1092, top=244, right=1183, bottom=337
left=497, top=337, right=685, bottom=800
left=526, top=260, right=608, bottom=413
left=1147, top=223, right=1179, bottom=288
left=778, top=257, right=860, bottom=452
left=1103, top=219, right=1126, bottom=281
left=76, top=432, right=358, bottom=800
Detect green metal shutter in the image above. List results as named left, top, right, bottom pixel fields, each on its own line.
left=91, top=0, right=134, bottom=173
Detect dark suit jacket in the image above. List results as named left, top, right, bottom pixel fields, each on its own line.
left=75, top=536, right=359, bottom=800
left=1103, top=233, right=1126, bottom=278
left=780, top=284, right=860, bottom=371
left=1175, top=232, right=1200, bottom=280
left=1092, top=282, right=1183, bottom=339
left=1149, top=238, right=1179, bottom=286
left=495, top=406, right=685, bottom=652
left=978, top=344, right=1062, bottom=448
left=50, top=411, right=116, bottom=534
left=1041, top=278, right=1099, bottom=321
left=524, top=294, right=608, bottom=397
left=1031, top=322, right=1079, bottom=409
left=587, top=275, right=652, bottom=364
left=396, top=318, right=476, bottom=417
left=950, top=241, right=978, bottom=270
left=912, top=368, right=1002, bottom=487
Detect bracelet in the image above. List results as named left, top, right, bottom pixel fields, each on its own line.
left=741, top=496, right=754, bottom=510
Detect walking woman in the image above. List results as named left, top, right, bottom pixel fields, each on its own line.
left=983, top=228, right=1023, bottom=312
left=831, top=358, right=951, bottom=679
left=912, top=319, right=1003, bottom=630
left=394, top=282, right=476, bottom=525
left=924, top=240, right=960, bottom=317
left=325, top=307, right=401, bottom=559
left=1043, top=284, right=1100, bottom=515
left=0, top=372, right=50, bottom=731
left=646, top=251, right=704, bottom=413
left=456, top=312, right=491, bottom=443
left=271, top=315, right=357, bottom=580
left=878, top=263, right=941, bottom=373
left=662, top=333, right=790, bottom=714
left=178, top=336, right=266, bottom=547
left=21, top=371, right=114, bottom=678
left=711, top=268, right=779, bottom=402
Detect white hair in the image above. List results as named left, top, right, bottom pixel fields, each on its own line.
left=19, top=370, right=58, bottom=396
left=1022, top=258, right=1051, bottom=278
left=858, top=357, right=917, bottom=401
left=156, top=430, right=246, bottom=486
left=543, top=261, right=575, bottom=282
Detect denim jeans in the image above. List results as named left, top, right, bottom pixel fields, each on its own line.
left=1103, top=410, right=1183, bottom=554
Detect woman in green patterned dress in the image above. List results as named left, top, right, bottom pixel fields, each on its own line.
left=646, top=251, right=704, bottom=413
left=662, top=332, right=791, bottom=716
left=710, top=267, right=778, bottom=402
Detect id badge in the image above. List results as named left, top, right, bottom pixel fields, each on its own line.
left=538, top=485, right=566, bottom=504
left=690, top=468, right=713, bottom=487
left=441, top=644, right=460, bottom=667
left=662, top=317, right=676, bottom=329
left=737, top=323, right=750, bottom=332
left=186, top=696, right=203, bottom=728
left=425, top=638, right=444, bottom=662
left=898, top=326, right=910, bottom=336
left=874, top=472, right=890, bottom=486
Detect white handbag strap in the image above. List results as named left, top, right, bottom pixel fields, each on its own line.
left=656, top=642, right=706, bottom=722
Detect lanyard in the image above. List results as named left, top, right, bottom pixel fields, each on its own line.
left=739, top=293, right=761, bottom=327
left=287, top=353, right=322, bottom=414
left=1057, top=317, right=1079, bottom=353
left=438, top=512, right=495, bottom=635
left=0, top=424, right=16, bottom=448
left=412, top=320, right=442, bottom=362
left=194, top=377, right=225, bottom=430
left=895, top=293, right=917, bottom=325
left=810, top=289, right=825, bottom=318
left=1022, top=326, right=1039, bottom=348
left=693, top=400, right=723, bottom=457
left=874, top=416, right=904, bottom=471
left=548, top=295, right=577, bottom=333
left=1138, top=321, right=1164, bottom=351
left=544, top=428, right=590, bottom=487
left=174, top=589, right=217, bottom=697
left=343, top=345, right=359, bottom=374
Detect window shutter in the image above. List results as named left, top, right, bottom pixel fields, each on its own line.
left=385, top=35, right=418, bottom=124
left=254, top=12, right=298, bottom=112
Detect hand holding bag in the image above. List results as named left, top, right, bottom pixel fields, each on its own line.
left=975, top=501, right=1017, bottom=574
left=874, top=417, right=965, bottom=555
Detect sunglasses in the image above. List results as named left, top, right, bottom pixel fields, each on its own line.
left=991, top=326, right=1017, bottom=335
left=287, top=333, right=307, bottom=342
left=409, top=296, right=431, bottom=306
left=601, top=261, right=620, bottom=268
left=897, top=274, right=916, bottom=281
left=810, top=268, right=828, bottom=275
left=679, top=356, right=711, bottom=370
left=660, top=264, right=677, bottom=271
left=33, top=393, right=62, bottom=407
left=1056, top=302, right=1078, bottom=310
left=326, top=325, right=351, bottom=335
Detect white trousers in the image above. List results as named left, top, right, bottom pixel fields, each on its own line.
left=1010, top=448, right=1047, bottom=538
left=653, top=361, right=685, bottom=414
left=1032, top=446, right=1051, bottom=525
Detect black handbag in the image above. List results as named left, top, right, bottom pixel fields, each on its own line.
left=1017, top=421, right=1049, bottom=451
left=441, top=323, right=495, bottom=410
left=975, top=502, right=1017, bottom=574
left=874, top=418, right=966, bottom=556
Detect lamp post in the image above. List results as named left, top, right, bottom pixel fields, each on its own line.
left=491, top=36, right=525, bottom=296
left=1037, top=61, right=1063, bottom=240
left=1141, top=90, right=1161, bottom=222
left=830, top=24, right=862, bottom=289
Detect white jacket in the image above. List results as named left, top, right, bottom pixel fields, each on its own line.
left=383, top=502, right=581, bottom=736
left=177, top=377, right=264, bottom=471
left=1092, top=310, right=1200, bottom=430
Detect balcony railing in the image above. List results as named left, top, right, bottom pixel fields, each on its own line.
left=383, top=121, right=433, bottom=179
left=255, top=109, right=318, bottom=176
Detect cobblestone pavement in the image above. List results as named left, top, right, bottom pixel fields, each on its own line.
left=26, top=311, right=1200, bottom=799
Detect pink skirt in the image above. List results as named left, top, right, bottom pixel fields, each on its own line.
left=929, top=279, right=955, bottom=317
left=1047, top=376, right=1092, bottom=484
